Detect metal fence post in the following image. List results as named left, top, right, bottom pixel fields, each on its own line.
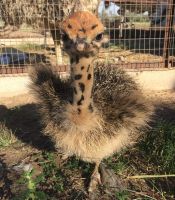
left=163, top=0, right=175, bottom=67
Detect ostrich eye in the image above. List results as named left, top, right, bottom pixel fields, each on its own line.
left=95, top=33, right=104, bottom=41
left=62, top=32, right=69, bottom=41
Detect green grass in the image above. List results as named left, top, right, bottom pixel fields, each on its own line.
left=0, top=122, right=17, bottom=148
left=14, top=152, right=93, bottom=199
left=16, top=43, right=44, bottom=52
left=10, top=118, right=175, bottom=199
left=106, top=119, right=175, bottom=175
left=115, top=190, right=129, bottom=200
left=133, top=22, right=150, bottom=29
left=106, top=152, right=128, bottom=175
left=39, top=152, right=66, bottom=193
left=139, top=120, right=175, bottom=173
left=14, top=169, right=47, bottom=200
left=15, top=152, right=67, bottom=199
left=103, top=119, right=175, bottom=199
left=107, top=43, right=126, bottom=50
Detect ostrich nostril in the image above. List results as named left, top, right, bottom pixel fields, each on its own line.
left=75, top=37, right=90, bottom=51
left=76, top=43, right=85, bottom=51
left=77, top=37, right=86, bottom=44
left=76, top=38, right=86, bottom=51
left=76, top=41, right=90, bottom=51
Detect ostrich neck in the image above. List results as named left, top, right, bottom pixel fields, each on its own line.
left=70, top=55, right=94, bottom=113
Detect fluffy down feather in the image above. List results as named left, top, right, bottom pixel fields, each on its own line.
left=29, top=63, right=153, bottom=162
left=93, top=63, right=152, bottom=135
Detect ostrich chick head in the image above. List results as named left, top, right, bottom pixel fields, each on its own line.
left=61, top=11, right=108, bottom=57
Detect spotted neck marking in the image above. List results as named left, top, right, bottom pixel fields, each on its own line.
left=70, top=55, right=94, bottom=114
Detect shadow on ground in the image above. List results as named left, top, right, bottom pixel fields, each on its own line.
left=0, top=98, right=175, bottom=152
left=155, top=104, right=175, bottom=122
left=0, top=156, right=13, bottom=199
left=0, top=104, right=55, bottom=151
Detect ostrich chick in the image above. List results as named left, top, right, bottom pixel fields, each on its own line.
left=30, top=11, right=153, bottom=192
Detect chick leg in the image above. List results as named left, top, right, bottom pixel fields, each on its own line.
left=88, top=161, right=101, bottom=193
left=99, top=163, right=126, bottom=193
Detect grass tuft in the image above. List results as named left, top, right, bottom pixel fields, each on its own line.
left=115, top=190, right=129, bottom=200
left=106, top=154, right=128, bottom=175
left=0, top=122, right=17, bottom=148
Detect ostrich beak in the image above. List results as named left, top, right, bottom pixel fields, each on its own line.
left=76, top=38, right=90, bottom=51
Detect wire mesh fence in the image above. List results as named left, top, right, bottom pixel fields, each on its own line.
left=0, top=0, right=175, bottom=74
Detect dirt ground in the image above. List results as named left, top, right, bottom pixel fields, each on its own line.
left=0, top=90, right=175, bottom=199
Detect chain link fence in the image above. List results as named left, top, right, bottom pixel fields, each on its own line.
left=0, top=0, right=174, bottom=74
